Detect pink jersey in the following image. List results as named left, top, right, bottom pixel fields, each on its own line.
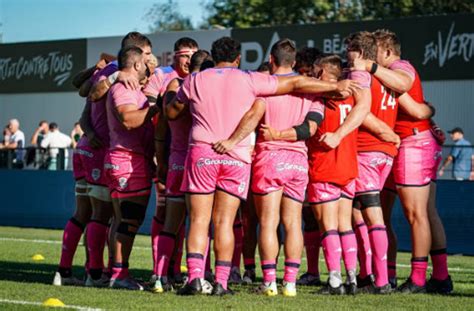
left=106, top=82, right=154, bottom=156
left=169, top=80, right=191, bottom=153
left=176, top=68, right=278, bottom=163
left=256, top=75, right=324, bottom=154
left=143, top=69, right=165, bottom=98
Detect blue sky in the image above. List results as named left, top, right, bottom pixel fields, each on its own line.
left=0, top=0, right=206, bottom=43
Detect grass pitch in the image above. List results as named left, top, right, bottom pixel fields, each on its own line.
left=0, top=226, right=473, bottom=310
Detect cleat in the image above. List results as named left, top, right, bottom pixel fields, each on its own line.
left=397, top=278, right=427, bottom=294
left=345, top=282, right=358, bottom=295
left=228, top=266, right=242, bottom=284
left=426, top=275, right=453, bottom=294
left=297, top=272, right=322, bottom=286
left=255, top=281, right=278, bottom=296
left=389, top=277, right=397, bottom=289
left=212, top=283, right=234, bottom=296
left=200, top=279, right=214, bottom=294
left=372, top=283, right=393, bottom=295
left=109, top=277, right=144, bottom=290
left=205, top=271, right=215, bottom=284
left=242, top=269, right=256, bottom=285
left=170, top=272, right=187, bottom=286
left=177, top=278, right=202, bottom=296
left=356, top=274, right=375, bottom=293
left=318, top=283, right=346, bottom=295
left=85, top=274, right=110, bottom=288
left=282, top=281, right=297, bottom=297
left=52, top=272, right=84, bottom=286
left=150, top=275, right=173, bottom=293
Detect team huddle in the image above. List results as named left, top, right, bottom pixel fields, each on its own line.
left=52, top=29, right=453, bottom=296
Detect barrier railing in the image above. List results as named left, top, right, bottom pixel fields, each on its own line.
left=0, top=147, right=73, bottom=170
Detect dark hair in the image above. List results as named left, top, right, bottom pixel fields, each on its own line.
left=49, top=122, right=58, bottom=130
left=118, top=45, right=143, bottom=70
left=295, top=47, right=322, bottom=71
left=257, top=61, right=271, bottom=73
left=190, top=50, right=214, bottom=72
left=373, top=29, right=402, bottom=56
left=315, top=54, right=343, bottom=79
left=345, top=31, right=377, bottom=61
left=174, top=37, right=199, bottom=51
left=121, top=31, right=152, bottom=49
left=38, top=120, right=48, bottom=126
left=211, top=37, right=241, bottom=64
left=270, top=38, right=297, bottom=67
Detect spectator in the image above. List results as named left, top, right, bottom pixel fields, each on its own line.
left=0, top=119, right=26, bottom=168
left=0, top=125, right=12, bottom=167
left=30, top=120, right=50, bottom=169
left=439, top=127, right=473, bottom=180
left=70, top=122, right=83, bottom=149
left=41, top=122, right=72, bottom=170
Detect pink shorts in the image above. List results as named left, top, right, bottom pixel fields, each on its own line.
left=73, top=145, right=108, bottom=186
left=307, top=180, right=355, bottom=204
left=251, top=149, right=308, bottom=203
left=104, top=150, right=152, bottom=199
left=393, top=130, right=441, bottom=187
left=165, top=151, right=186, bottom=197
left=180, top=144, right=251, bottom=200
left=355, top=152, right=394, bottom=195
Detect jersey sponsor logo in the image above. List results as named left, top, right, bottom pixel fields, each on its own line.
left=369, top=157, right=393, bottom=167
left=275, top=162, right=308, bottom=173
left=74, top=148, right=93, bottom=158
left=196, top=157, right=244, bottom=168
left=91, top=168, right=101, bottom=181
left=171, top=163, right=185, bottom=171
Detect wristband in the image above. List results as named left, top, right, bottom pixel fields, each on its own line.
left=370, top=62, right=378, bottom=75
left=107, top=71, right=119, bottom=85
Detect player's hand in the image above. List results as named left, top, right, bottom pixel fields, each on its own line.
left=350, top=58, right=371, bottom=72
left=438, top=168, right=444, bottom=177
left=260, top=124, right=279, bottom=141
left=320, top=132, right=341, bottom=149
left=95, top=59, right=107, bottom=70
left=87, top=132, right=103, bottom=149
left=394, top=134, right=401, bottom=149
left=336, top=79, right=361, bottom=95
left=213, top=139, right=236, bottom=154
left=117, top=71, right=140, bottom=90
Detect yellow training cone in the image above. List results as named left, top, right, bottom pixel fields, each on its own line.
left=32, top=254, right=45, bottom=261
left=43, top=298, right=65, bottom=307
left=180, top=265, right=188, bottom=273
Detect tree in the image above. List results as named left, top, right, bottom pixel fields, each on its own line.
left=145, top=0, right=194, bottom=32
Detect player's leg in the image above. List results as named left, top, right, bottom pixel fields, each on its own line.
left=298, top=204, right=321, bottom=286
left=229, top=208, right=244, bottom=284
left=151, top=183, right=166, bottom=278
left=381, top=187, right=398, bottom=288
left=338, top=198, right=358, bottom=294
left=242, top=194, right=258, bottom=284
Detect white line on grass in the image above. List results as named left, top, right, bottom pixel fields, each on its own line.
left=2, top=236, right=474, bottom=273
left=0, top=298, right=102, bottom=311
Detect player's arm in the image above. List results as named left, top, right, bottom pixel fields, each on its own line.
left=361, top=113, right=400, bottom=147
left=274, top=76, right=360, bottom=96
left=438, top=155, right=454, bottom=177
left=398, top=93, right=434, bottom=120
left=89, top=71, right=140, bottom=102
left=260, top=111, right=321, bottom=142
left=72, top=66, right=98, bottom=90
left=116, top=103, right=160, bottom=130
left=213, top=99, right=266, bottom=154
left=154, top=112, right=169, bottom=185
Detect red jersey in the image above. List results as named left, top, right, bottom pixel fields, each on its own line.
left=307, top=96, right=358, bottom=186
left=357, top=76, right=398, bottom=157
left=390, top=60, right=431, bottom=139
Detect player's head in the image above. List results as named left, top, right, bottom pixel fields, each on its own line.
left=147, top=53, right=159, bottom=73
left=121, top=32, right=153, bottom=62
left=295, top=47, right=322, bottom=76
left=314, top=54, right=343, bottom=82
left=269, top=38, right=297, bottom=71
left=373, top=29, right=402, bottom=67
left=345, top=31, right=377, bottom=63
left=256, top=61, right=271, bottom=75
left=173, top=37, right=199, bottom=77
left=118, top=45, right=148, bottom=82
left=189, top=50, right=214, bottom=73
left=211, top=37, right=241, bottom=66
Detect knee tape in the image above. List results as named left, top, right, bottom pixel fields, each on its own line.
left=357, top=193, right=381, bottom=209
left=117, top=222, right=139, bottom=237
left=88, top=184, right=111, bottom=202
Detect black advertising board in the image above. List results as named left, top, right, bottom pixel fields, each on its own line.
left=231, top=14, right=473, bottom=80
left=0, top=39, right=86, bottom=93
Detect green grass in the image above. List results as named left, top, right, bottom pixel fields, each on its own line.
left=0, top=226, right=473, bottom=310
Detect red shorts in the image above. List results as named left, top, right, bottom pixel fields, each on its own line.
left=393, top=130, right=441, bottom=187
left=251, top=149, right=308, bottom=203
left=180, top=144, right=251, bottom=200
left=355, top=152, right=393, bottom=195
left=165, top=151, right=186, bottom=197
left=104, top=150, right=152, bottom=199
left=73, top=145, right=108, bottom=186
left=307, top=180, right=355, bottom=204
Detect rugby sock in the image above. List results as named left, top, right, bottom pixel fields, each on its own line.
left=261, top=259, right=277, bottom=283
left=283, top=259, right=301, bottom=283
left=173, top=225, right=185, bottom=275
left=215, top=261, right=232, bottom=290
left=355, top=221, right=372, bottom=278
left=321, top=230, right=342, bottom=273
left=388, top=261, right=397, bottom=279
left=232, top=220, right=243, bottom=271
left=410, top=257, right=428, bottom=286
left=304, top=230, right=320, bottom=276
left=87, top=221, right=108, bottom=275
left=244, top=258, right=256, bottom=271
left=186, top=253, right=204, bottom=283
left=430, top=249, right=449, bottom=280
left=59, top=217, right=84, bottom=270
left=156, top=232, right=176, bottom=277
left=340, top=230, right=358, bottom=272
left=111, top=262, right=129, bottom=279
left=368, top=225, right=389, bottom=287
left=151, top=216, right=163, bottom=275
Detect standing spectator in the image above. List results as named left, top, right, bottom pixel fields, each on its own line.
left=439, top=127, right=473, bottom=180
left=31, top=120, right=50, bottom=168
left=0, top=125, right=12, bottom=167
left=41, top=122, right=72, bottom=170
left=1, top=119, right=26, bottom=168
left=70, top=122, right=83, bottom=149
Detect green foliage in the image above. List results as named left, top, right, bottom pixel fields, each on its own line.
left=145, top=0, right=194, bottom=32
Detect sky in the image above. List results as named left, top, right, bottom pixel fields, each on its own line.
left=0, top=0, right=206, bottom=43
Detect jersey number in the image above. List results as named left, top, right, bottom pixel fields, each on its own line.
left=339, top=104, right=352, bottom=125
left=380, top=85, right=396, bottom=110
